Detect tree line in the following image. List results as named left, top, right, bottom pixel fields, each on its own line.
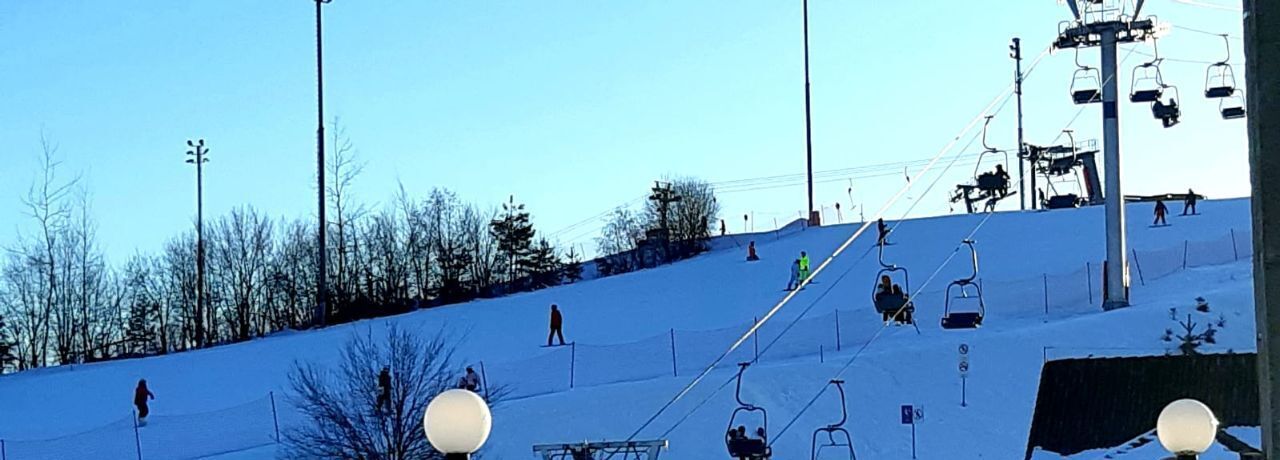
left=0, top=130, right=720, bottom=374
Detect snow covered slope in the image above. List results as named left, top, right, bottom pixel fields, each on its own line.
left=0, top=198, right=1257, bottom=459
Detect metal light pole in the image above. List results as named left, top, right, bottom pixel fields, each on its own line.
left=802, top=0, right=818, bottom=226
left=314, top=0, right=332, bottom=327
left=185, top=139, right=209, bottom=347
left=1011, top=38, right=1027, bottom=211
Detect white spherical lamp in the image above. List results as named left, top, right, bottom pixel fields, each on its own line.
left=424, top=389, right=492, bottom=459
left=1156, top=399, right=1219, bottom=459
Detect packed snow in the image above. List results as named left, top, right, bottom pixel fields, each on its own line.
left=0, top=198, right=1258, bottom=459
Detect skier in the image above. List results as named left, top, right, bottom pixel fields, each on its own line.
left=134, top=379, right=155, bottom=423
left=1154, top=199, right=1169, bottom=226
left=377, top=367, right=392, bottom=412
left=457, top=366, right=482, bottom=392
left=547, top=304, right=566, bottom=346
left=786, top=259, right=801, bottom=291
left=798, top=251, right=811, bottom=281
left=1183, top=188, right=1198, bottom=215
left=877, top=218, right=890, bottom=246
left=746, top=241, right=760, bottom=261
left=994, top=164, right=1011, bottom=197
left=875, top=275, right=895, bottom=322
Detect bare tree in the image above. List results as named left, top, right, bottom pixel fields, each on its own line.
left=285, top=326, right=499, bottom=460
left=15, top=134, right=79, bottom=366
left=208, top=207, right=274, bottom=341
left=596, top=207, right=644, bottom=256
left=326, top=118, right=367, bottom=310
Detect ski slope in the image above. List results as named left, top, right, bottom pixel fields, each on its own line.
left=0, top=198, right=1258, bottom=459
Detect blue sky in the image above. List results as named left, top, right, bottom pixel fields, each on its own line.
left=0, top=0, right=1248, bottom=261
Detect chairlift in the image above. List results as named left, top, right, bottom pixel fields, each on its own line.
left=726, top=363, right=771, bottom=460
left=941, top=240, right=985, bottom=330
left=871, top=240, right=913, bottom=325
left=1129, top=39, right=1167, bottom=103
left=1220, top=89, right=1246, bottom=120
left=973, top=116, right=1012, bottom=196
left=810, top=379, right=857, bottom=460
left=1041, top=131, right=1087, bottom=210
left=1150, top=85, right=1182, bottom=128
left=1070, top=49, right=1102, bottom=105
left=1205, top=34, right=1239, bottom=99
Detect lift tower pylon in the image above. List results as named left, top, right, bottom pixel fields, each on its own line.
left=1054, top=0, right=1159, bottom=310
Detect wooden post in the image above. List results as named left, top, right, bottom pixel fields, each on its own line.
left=670, top=329, right=678, bottom=377
left=569, top=342, right=576, bottom=389
left=835, top=310, right=842, bottom=351
left=269, top=391, right=281, bottom=443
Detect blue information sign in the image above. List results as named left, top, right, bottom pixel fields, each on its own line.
left=900, top=405, right=914, bottom=425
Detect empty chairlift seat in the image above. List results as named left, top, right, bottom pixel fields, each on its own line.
left=940, top=240, right=985, bottom=330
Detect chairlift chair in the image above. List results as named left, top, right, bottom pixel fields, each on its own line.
left=810, top=380, right=857, bottom=460
left=941, top=240, right=985, bottom=330
left=1129, top=62, right=1165, bottom=103
left=871, top=241, right=914, bottom=325
left=1220, top=89, right=1246, bottom=120
left=1070, top=49, right=1102, bottom=105
left=1205, top=35, right=1239, bottom=99
left=973, top=116, right=1012, bottom=195
left=726, top=363, right=771, bottom=460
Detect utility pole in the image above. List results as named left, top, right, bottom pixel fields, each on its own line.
left=1054, top=0, right=1157, bottom=310
left=802, top=0, right=818, bottom=226
left=185, top=139, right=208, bottom=348
left=1011, top=38, right=1027, bottom=211
left=314, top=0, right=333, bottom=327
left=649, top=182, right=681, bottom=232
left=1245, top=0, right=1279, bottom=456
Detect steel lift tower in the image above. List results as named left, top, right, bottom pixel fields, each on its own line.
left=1053, top=0, right=1158, bottom=310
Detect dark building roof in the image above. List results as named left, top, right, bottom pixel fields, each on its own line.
left=1025, top=353, right=1258, bottom=459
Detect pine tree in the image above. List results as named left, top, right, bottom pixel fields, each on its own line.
left=527, top=238, right=563, bottom=288
left=489, top=195, right=536, bottom=283
left=562, top=246, right=584, bottom=283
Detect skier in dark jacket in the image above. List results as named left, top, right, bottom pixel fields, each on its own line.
left=1183, top=188, right=1198, bottom=215
left=457, top=367, right=482, bottom=392
left=548, top=304, right=566, bottom=346
left=746, top=241, right=759, bottom=261
left=1154, top=200, right=1169, bottom=226
left=134, top=379, right=155, bottom=421
left=377, top=367, right=392, bottom=412
left=877, top=218, right=890, bottom=246
left=786, top=259, right=801, bottom=291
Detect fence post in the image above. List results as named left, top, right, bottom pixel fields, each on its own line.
left=820, top=345, right=825, bottom=364
left=1085, top=262, right=1094, bottom=305
left=1182, top=240, right=1189, bottom=269
left=834, top=310, right=842, bottom=351
left=133, top=411, right=143, bottom=460
left=670, top=329, right=678, bottom=377
left=569, top=342, right=577, bottom=389
left=1231, top=228, right=1240, bottom=261
left=476, top=361, right=490, bottom=401
left=269, top=391, right=281, bottom=443
left=1130, top=249, right=1146, bottom=286
left=1042, top=274, right=1049, bottom=318
left=753, top=317, right=760, bottom=363
left=2, top=438, right=6, bottom=460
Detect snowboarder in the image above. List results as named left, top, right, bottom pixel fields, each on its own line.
left=786, top=259, right=801, bottom=291
left=877, top=218, right=890, bottom=246
left=548, top=304, right=566, bottom=346
left=377, top=367, right=392, bottom=412
left=1154, top=199, right=1169, bottom=226
left=1183, top=188, right=1198, bottom=215
left=134, top=379, right=155, bottom=423
left=457, top=366, right=482, bottom=392
left=746, top=241, right=759, bottom=262
left=798, top=251, right=811, bottom=280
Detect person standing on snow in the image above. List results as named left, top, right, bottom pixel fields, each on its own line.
left=787, top=259, right=802, bottom=291
left=548, top=304, right=566, bottom=346
left=1183, top=188, right=1198, bottom=215
left=1154, top=200, right=1169, bottom=226
left=747, top=241, right=760, bottom=261
left=134, top=379, right=155, bottom=422
left=377, top=367, right=392, bottom=412
left=798, top=251, right=811, bottom=281
left=457, top=366, right=482, bottom=392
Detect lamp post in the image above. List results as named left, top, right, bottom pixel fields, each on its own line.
left=313, top=0, right=332, bottom=327
left=1156, top=399, right=1220, bottom=460
left=185, top=139, right=209, bottom=348
left=425, top=389, right=492, bottom=460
